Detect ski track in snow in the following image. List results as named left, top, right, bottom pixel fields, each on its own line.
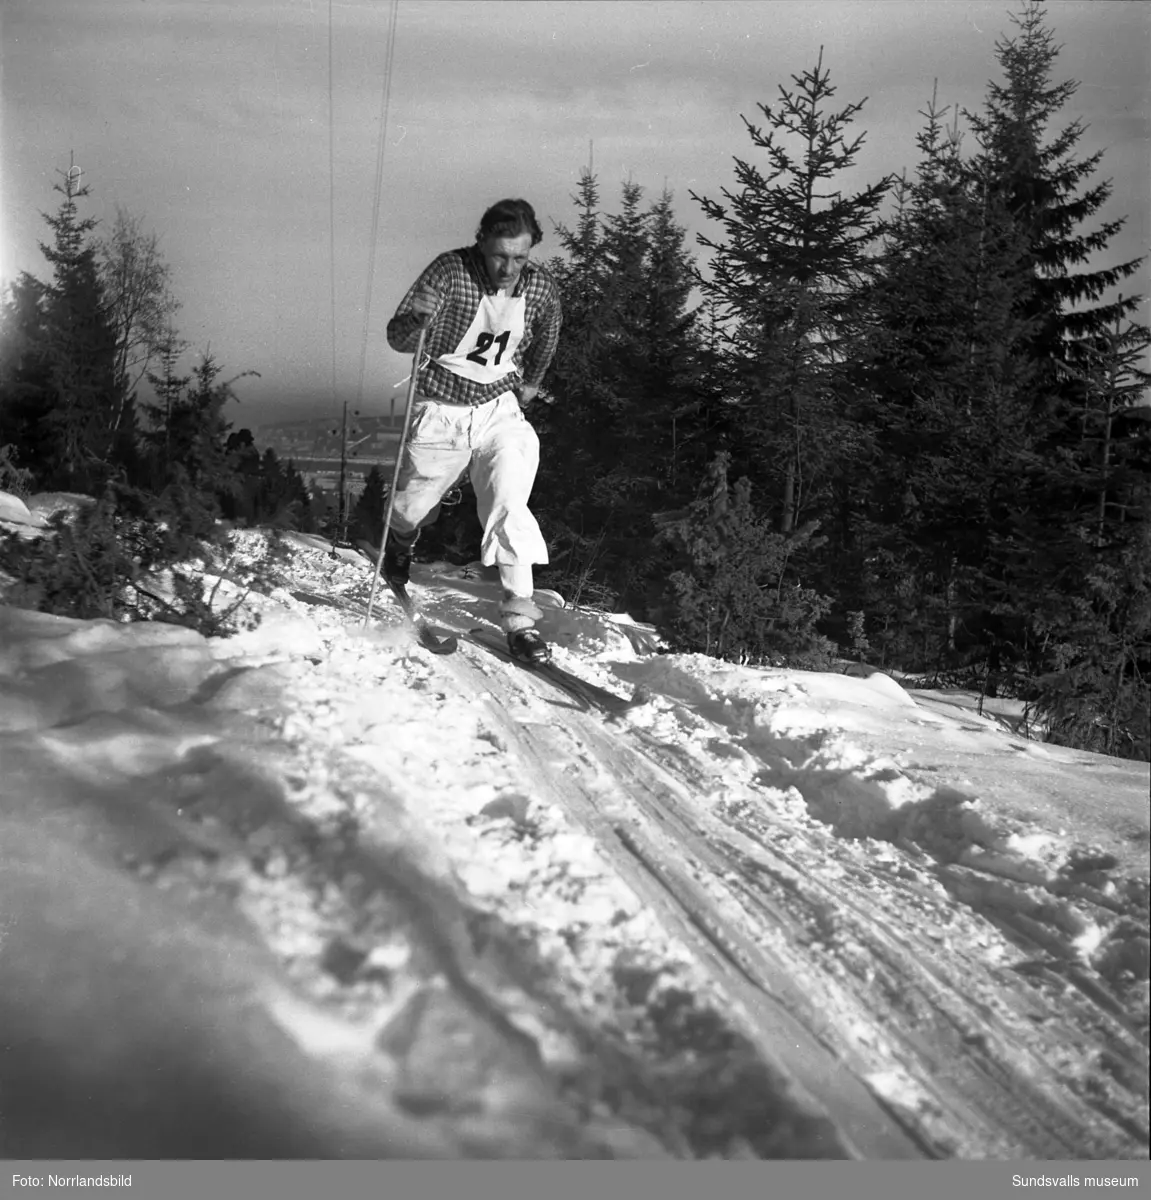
left=0, top=511, right=1147, bottom=1160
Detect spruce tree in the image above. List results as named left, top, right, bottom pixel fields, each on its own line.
left=16, top=171, right=124, bottom=489
left=138, top=351, right=255, bottom=539
left=531, top=174, right=716, bottom=611
left=529, top=170, right=613, bottom=599
left=0, top=272, right=55, bottom=477
left=611, top=189, right=728, bottom=612
left=963, top=0, right=1143, bottom=390
left=998, top=310, right=1151, bottom=759
left=141, top=327, right=191, bottom=491
left=284, top=460, right=314, bottom=532
left=350, top=463, right=387, bottom=547
left=969, top=1, right=1150, bottom=756
left=860, top=83, right=1040, bottom=672
left=250, top=447, right=304, bottom=528
left=645, top=191, right=726, bottom=493
left=575, top=179, right=651, bottom=517
left=222, top=427, right=262, bottom=523
left=854, top=2, right=1150, bottom=753
left=691, top=49, right=890, bottom=534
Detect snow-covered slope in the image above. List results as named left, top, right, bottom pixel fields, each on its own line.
left=0, top=512, right=1147, bottom=1160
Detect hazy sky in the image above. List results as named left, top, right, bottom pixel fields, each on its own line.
left=2, top=1, right=1148, bottom=430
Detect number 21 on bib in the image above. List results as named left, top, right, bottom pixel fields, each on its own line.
left=434, top=293, right=526, bottom=385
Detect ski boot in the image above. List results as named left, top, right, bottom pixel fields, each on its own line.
left=500, top=594, right=550, bottom=665
left=507, top=626, right=552, bottom=666
left=383, top=528, right=418, bottom=587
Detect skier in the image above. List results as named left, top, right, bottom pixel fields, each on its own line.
left=383, top=198, right=562, bottom=665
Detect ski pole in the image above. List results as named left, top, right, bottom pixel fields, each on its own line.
left=364, top=324, right=427, bottom=628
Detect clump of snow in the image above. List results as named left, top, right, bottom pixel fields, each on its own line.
left=0, top=490, right=48, bottom=531
left=541, top=605, right=648, bottom=664
left=23, top=490, right=97, bottom=520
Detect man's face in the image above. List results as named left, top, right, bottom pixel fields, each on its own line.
left=479, top=232, right=532, bottom=291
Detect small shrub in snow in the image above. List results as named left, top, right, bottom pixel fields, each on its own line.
left=654, top=453, right=835, bottom=668
left=0, top=483, right=291, bottom=637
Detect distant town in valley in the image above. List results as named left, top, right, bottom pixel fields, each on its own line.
left=253, top=413, right=406, bottom=500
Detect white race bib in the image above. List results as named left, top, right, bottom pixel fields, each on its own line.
left=434, top=292, right=526, bottom=385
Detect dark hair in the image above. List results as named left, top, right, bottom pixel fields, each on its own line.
left=475, top=198, right=543, bottom=247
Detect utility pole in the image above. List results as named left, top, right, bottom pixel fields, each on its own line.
left=330, top=401, right=362, bottom=547
left=337, top=400, right=351, bottom=543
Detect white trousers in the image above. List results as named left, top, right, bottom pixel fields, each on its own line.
left=391, top=391, right=548, bottom=601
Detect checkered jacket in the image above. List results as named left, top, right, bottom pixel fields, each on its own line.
left=386, top=246, right=563, bottom=406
